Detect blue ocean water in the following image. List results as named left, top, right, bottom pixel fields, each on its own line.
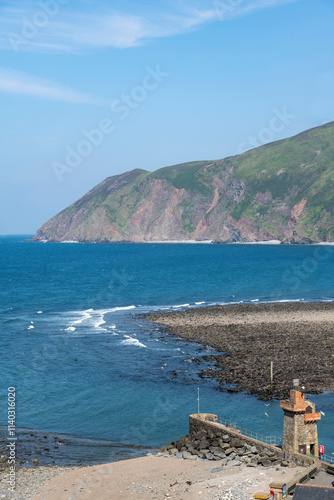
left=0, top=236, right=333, bottom=462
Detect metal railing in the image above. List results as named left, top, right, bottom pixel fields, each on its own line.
left=320, top=453, right=334, bottom=465
left=218, top=418, right=282, bottom=446
left=217, top=418, right=334, bottom=459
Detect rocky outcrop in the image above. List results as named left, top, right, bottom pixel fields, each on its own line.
left=148, top=302, right=334, bottom=399
left=162, top=429, right=290, bottom=467
left=32, top=122, right=334, bottom=243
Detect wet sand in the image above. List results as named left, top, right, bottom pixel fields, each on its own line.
left=147, top=302, right=334, bottom=399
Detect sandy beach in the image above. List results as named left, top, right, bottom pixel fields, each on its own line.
left=147, top=302, right=334, bottom=399
left=0, top=454, right=304, bottom=500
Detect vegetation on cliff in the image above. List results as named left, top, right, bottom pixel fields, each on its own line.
left=33, top=121, right=334, bottom=243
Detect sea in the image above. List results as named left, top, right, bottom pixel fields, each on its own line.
left=0, top=236, right=333, bottom=465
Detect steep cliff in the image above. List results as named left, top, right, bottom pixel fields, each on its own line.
left=33, top=121, right=334, bottom=243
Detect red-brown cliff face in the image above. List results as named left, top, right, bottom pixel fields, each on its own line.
left=33, top=122, right=334, bottom=244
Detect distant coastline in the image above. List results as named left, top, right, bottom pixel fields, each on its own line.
left=26, top=237, right=334, bottom=245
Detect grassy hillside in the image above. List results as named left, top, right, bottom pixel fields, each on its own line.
left=33, top=122, right=334, bottom=243
left=228, top=121, right=334, bottom=240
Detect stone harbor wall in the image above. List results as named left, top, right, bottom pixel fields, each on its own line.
left=163, top=430, right=282, bottom=468
left=162, top=414, right=314, bottom=468
left=189, top=414, right=282, bottom=456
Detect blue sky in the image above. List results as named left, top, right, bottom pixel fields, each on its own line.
left=0, top=0, right=333, bottom=233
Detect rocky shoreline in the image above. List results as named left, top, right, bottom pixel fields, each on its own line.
left=147, top=302, right=334, bottom=399
left=0, top=428, right=158, bottom=499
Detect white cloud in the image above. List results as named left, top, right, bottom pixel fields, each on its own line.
left=0, top=0, right=299, bottom=53
left=212, top=0, right=299, bottom=20
left=0, top=68, right=104, bottom=104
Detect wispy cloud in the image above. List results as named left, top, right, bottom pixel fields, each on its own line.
left=0, top=68, right=104, bottom=104
left=0, top=0, right=298, bottom=53
left=211, top=0, right=298, bottom=19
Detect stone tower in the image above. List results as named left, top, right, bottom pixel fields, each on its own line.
left=280, top=390, right=321, bottom=459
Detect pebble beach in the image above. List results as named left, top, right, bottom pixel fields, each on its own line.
left=0, top=454, right=304, bottom=500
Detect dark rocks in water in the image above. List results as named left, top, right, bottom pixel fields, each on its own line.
left=0, top=427, right=158, bottom=469
left=147, top=302, right=334, bottom=399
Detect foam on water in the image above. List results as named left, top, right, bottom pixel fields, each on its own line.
left=55, top=305, right=140, bottom=338
left=94, top=317, right=107, bottom=329
left=275, top=299, right=303, bottom=303
left=91, top=311, right=108, bottom=331
left=72, top=310, right=93, bottom=325
left=235, top=240, right=281, bottom=245
left=121, top=337, right=147, bottom=348
left=65, top=308, right=112, bottom=332
left=110, top=305, right=136, bottom=312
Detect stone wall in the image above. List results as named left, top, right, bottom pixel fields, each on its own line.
left=186, top=414, right=313, bottom=467
left=189, top=413, right=282, bottom=455
left=163, top=418, right=282, bottom=466
left=282, top=411, right=298, bottom=457
left=282, top=412, right=319, bottom=459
